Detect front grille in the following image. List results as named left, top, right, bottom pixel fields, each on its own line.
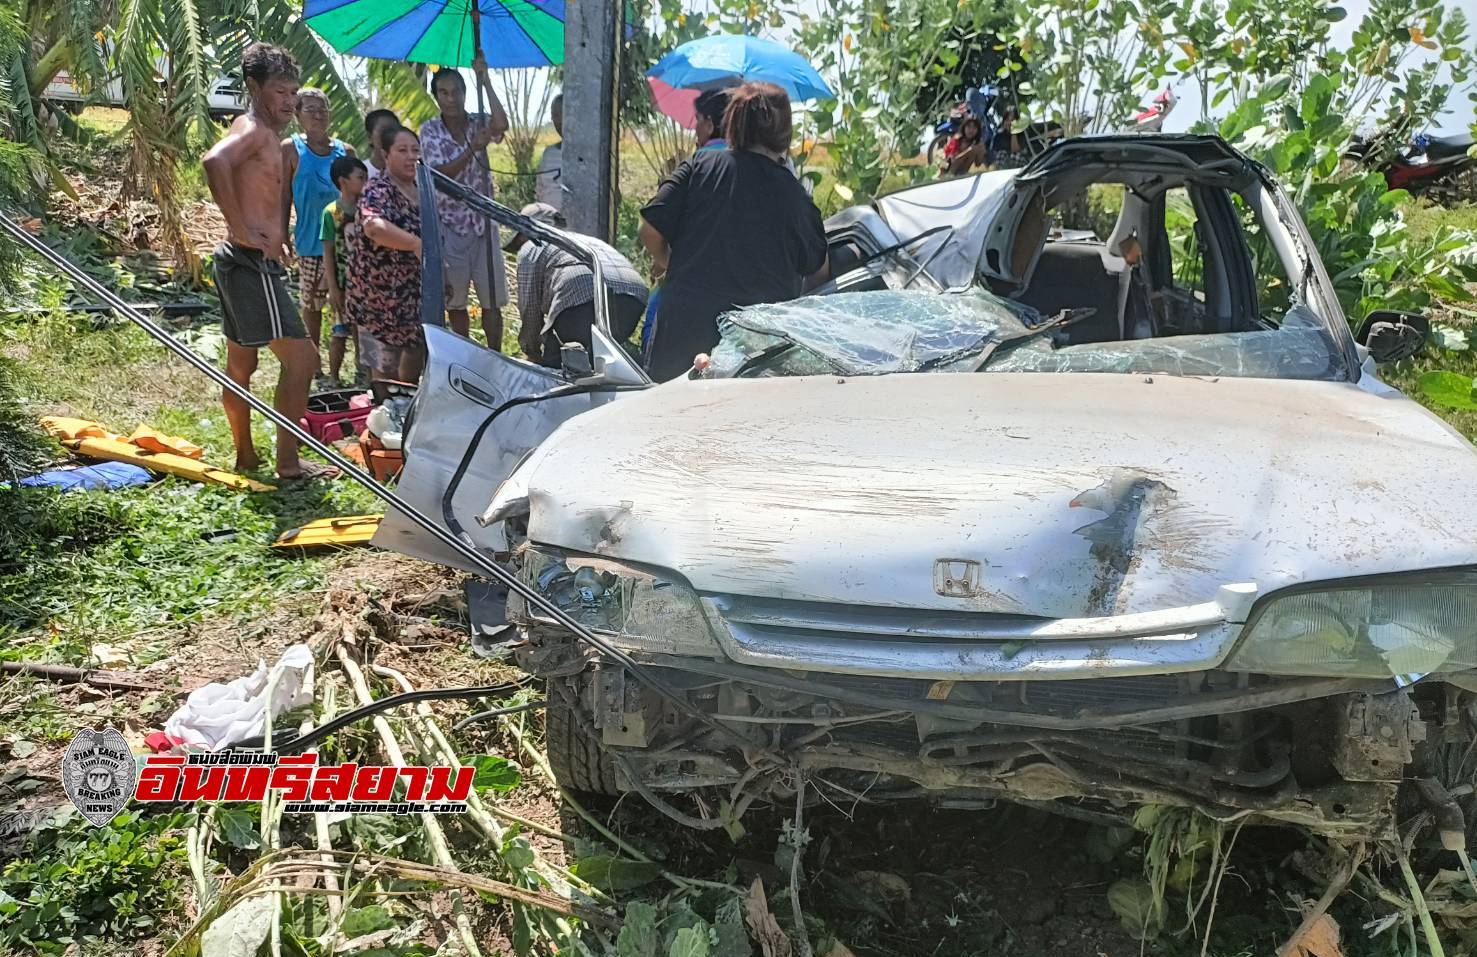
left=738, top=671, right=1194, bottom=759
left=709, top=594, right=1224, bottom=643
left=703, top=593, right=1233, bottom=681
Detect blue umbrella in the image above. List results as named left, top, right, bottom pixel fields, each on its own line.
left=647, top=34, right=834, bottom=104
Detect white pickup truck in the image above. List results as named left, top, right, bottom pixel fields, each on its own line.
left=44, top=68, right=246, bottom=121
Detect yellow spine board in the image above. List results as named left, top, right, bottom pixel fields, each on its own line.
left=64, top=437, right=275, bottom=492
left=40, top=416, right=120, bottom=442
left=272, top=515, right=383, bottom=550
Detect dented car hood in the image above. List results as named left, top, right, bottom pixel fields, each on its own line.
left=521, top=372, right=1477, bottom=618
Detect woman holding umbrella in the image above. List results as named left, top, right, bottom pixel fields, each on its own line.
left=638, top=82, right=828, bottom=382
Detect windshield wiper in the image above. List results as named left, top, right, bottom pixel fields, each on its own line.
left=973, top=307, right=1098, bottom=371
left=916, top=332, right=998, bottom=372
left=733, top=340, right=796, bottom=377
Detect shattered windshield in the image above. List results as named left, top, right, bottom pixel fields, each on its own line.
left=707, top=291, right=1349, bottom=381
left=707, top=289, right=1043, bottom=377
left=986, top=304, right=1348, bottom=379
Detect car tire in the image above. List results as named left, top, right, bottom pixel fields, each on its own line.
left=546, top=683, right=622, bottom=795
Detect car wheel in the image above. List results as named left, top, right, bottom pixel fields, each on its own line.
left=1430, top=166, right=1477, bottom=207
left=545, top=681, right=622, bottom=795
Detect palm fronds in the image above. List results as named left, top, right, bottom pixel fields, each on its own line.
left=162, top=0, right=213, bottom=142
left=258, top=0, right=371, bottom=149
left=0, top=1, right=43, bottom=150
left=116, top=0, right=193, bottom=273
left=367, top=59, right=437, bottom=134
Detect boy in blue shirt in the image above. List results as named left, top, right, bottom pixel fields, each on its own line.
left=280, top=87, right=351, bottom=374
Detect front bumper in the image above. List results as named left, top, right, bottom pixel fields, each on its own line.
left=508, top=569, right=1467, bottom=839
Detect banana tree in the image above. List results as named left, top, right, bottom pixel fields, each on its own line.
left=2, top=0, right=436, bottom=274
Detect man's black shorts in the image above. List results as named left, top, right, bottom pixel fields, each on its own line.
left=213, top=241, right=308, bottom=347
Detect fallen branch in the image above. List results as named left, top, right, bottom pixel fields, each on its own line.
left=205, top=850, right=618, bottom=925
left=335, top=642, right=484, bottom=957
left=164, top=849, right=618, bottom=955
left=335, top=851, right=617, bottom=926
left=1275, top=841, right=1365, bottom=957
left=369, top=662, right=607, bottom=905
left=2, top=660, right=171, bottom=694
left=311, top=681, right=343, bottom=922
left=1197, top=819, right=1246, bottom=957
left=789, top=779, right=813, bottom=957
left=1396, top=842, right=1448, bottom=957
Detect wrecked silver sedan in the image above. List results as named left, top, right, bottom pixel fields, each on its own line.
left=380, top=135, right=1477, bottom=840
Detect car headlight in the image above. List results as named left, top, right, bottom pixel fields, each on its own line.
left=513, top=545, right=721, bottom=657
left=1226, top=572, right=1477, bottom=679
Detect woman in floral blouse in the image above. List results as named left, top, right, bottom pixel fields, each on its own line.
left=346, top=125, right=425, bottom=381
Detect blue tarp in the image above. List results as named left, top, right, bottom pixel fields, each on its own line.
left=7, top=462, right=153, bottom=492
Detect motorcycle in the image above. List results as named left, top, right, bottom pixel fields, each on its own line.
left=925, top=88, right=1068, bottom=170
left=925, top=84, right=1006, bottom=167
left=925, top=85, right=1177, bottom=171
left=1347, top=130, right=1476, bottom=205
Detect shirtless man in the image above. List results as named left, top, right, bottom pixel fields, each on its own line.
left=202, top=42, right=337, bottom=481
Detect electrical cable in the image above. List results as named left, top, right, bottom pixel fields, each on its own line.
left=0, top=204, right=770, bottom=763
left=486, top=167, right=556, bottom=178
left=230, top=682, right=532, bottom=753
left=452, top=700, right=546, bottom=732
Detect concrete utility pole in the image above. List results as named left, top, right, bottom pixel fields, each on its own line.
left=562, top=0, right=622, bottom=242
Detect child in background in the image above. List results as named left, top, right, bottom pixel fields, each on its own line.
left=322, top=155, right=369, bottom=385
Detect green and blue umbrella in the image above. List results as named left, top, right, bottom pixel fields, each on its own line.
left=304, top=0, right=566, bottom=69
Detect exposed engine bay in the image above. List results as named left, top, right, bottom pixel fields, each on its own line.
left=503, top=549, right=1477, bottom=842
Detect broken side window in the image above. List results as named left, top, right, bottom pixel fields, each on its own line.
left=1162, top=186, right=1207, bottom=303
left=1231, top=191, right=1297, bottom=326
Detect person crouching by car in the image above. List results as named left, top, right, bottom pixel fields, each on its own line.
left=346, top=125, right=425, bottom=383
left=638, top=82, right=828, bottom=382
left=508, top=202, right=648, bottom=368
left=942, top=115, right=985, bottom=176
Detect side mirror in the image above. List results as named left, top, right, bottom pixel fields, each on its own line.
left=560, top=342, right=595, bottom=381
left=1356, top=310, right=1428, bottom=364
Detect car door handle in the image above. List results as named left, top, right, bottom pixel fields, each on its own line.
left=449, top=364, right=500, bottom=409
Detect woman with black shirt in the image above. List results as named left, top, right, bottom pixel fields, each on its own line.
left=638, top=82, right=828, bottom=382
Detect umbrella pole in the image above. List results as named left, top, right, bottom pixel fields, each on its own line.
left=471, top=7, right=504, bottom=352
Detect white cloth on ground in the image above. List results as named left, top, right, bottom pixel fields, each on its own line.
left=161, top=644, right=315, bottom=752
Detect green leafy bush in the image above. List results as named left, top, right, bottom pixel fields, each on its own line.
left=0, top=810, right=191, bottom=954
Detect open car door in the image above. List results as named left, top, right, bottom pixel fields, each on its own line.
left=371, top=324, right=647, bottom=573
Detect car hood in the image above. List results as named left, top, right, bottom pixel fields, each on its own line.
left=521, top=372, right=1477, bottom=618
